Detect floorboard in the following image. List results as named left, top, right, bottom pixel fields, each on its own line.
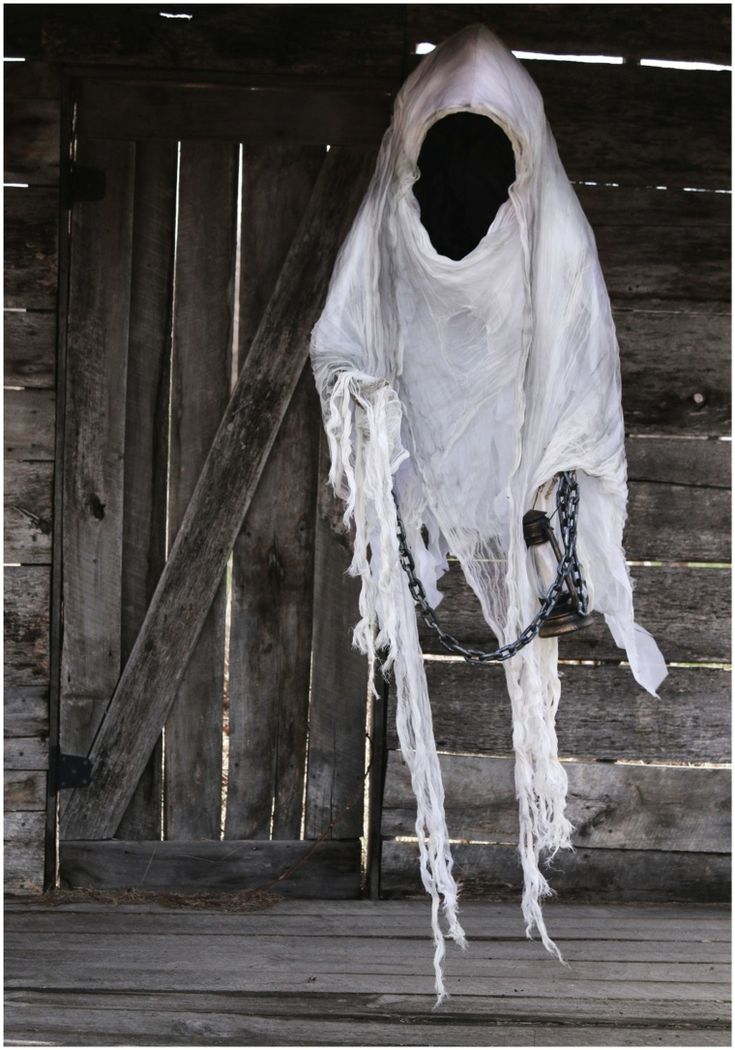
left=4, top=900, right=730, bottom=1046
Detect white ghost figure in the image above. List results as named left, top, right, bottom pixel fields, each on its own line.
left=310, top=24, right=667, bottom=1004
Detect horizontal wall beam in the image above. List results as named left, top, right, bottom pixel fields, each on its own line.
left=73, top=64, right=730, bottom=189
left=388, top=664, right=731, bottom=763
left=382, top=840, right=731, bottom=902
left=59, top=839, right=360, bottom=898
left=8, top=5, right=731, bottom=68
left=383, top=753, right=730, bottom=853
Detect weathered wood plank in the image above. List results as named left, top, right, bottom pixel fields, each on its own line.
left=597, top=217, right=729, bottom=305
left=120, top=141, right=176, bottom=665
left=6, top=895, right=725, bottom=915
left=4, top=186, right=58, bottom=309
left=4, top=737, right=49, bottom=771
left=388, top=664, right=730, bottom=763
left=227, top=145, right=323, bottom=840
left=4, top=902, right=730, bottom=961
left=4, top=928, right=730, bottom=999
left=625, top=436, right=730, bottom=567
left=3, top=989, right=730, bottom=1046
left=627, top=489, right=730, bottom=563
left=4, top=309, right=56, bottom=387
left=5, top=811, right=46, bottom=842
left=7, top=902, right=729, bottom=938
left=4, top=460, right=53, bottom=563
left=3, top=388, right=55, bottom=460
left=5, top=770, right=46, bottom=810
left=5, top=931, right=730, bottom=998
left=579, top=187, right=731, bottom=393
left=626, top=435, right=729, bottom=488
left=4, top=931, right=728, bottom=973
left=59, top=147, right=376, bottom=841
left=4, top=566, right=49, bottom=687
left=5, top=929, right=732, bottom=984
left=117, top=141, right=177, bottom=842
left=4, top=97, right=60, bottom=185
left=41, top=5, right=406, bottom=76
left=616, top=307, right=729, bottom=434
left=4, top=685, right=48, bottom=738
left=3, top=60, right=61, bottom=99
left=587, top=187, right=730, bottom=305
left=5, top=899, right=729, bottom=937
left=75, top=64, right=729, bottom=189
left=164, top=141, right=239, bottom=841
left=536, top=63, right=730, bottom=190
left=421, top=567, right=730, bottom=664
left=58, top=139, right=135, bottom=767
left=4, top=1001, right=729, bottom=1049
left=382, top=841, right=731, bottom=902
left=30, top=6, right=732, bottom=70
left=579, top=183, right=730, bottom=228
left=304, top=438, right=369, bottom=840
left=3, top=812, right=45, bottom=894
left=406, top=5, right=732, bottom=64
left=77, top=76, right=392, bottom=147
left=2, top=995, right=730, bottom=1045
left=58, top=840, right=360, bottom=897
left=237, top=145, right=325, bottom=362
left=383, top=754, right=730, bottom=853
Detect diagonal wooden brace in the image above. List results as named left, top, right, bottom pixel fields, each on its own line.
left=60, top=146, right=376, bottom=841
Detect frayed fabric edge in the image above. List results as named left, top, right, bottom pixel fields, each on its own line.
left=324, top=369, right=466, bottom=1004
left=322, top=369, right=576, bottom=1003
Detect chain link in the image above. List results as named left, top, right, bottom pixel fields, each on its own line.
left=394, top=472, right=589, bottom=664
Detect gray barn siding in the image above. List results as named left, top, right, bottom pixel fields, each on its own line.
left=3, top=4, right=730, bottom=898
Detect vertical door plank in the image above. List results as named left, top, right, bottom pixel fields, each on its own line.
left=59, top=140, right=135, bottom=774
left=165, top=142, right=238, bottom=840
left=236, top=146, right=325, bottom=362
left=304, top=437, right=369, bottom=841
left=226, top=369, right=320, bottom=838
left=117, top=142, right=178, bottom=840
left=225, top=143, right=324, bottom=840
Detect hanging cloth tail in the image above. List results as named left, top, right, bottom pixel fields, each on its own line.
left=503, top=640, right=574, bottom=962
left=324, top=369, right=467, bottom=1005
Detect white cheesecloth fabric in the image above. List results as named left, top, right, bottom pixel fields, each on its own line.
left=310, top=24, right=668, bottom=1004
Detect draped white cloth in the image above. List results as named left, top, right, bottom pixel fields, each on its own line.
left=311, top=24, right=667, bottom=1003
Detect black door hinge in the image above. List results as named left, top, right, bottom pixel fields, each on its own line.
left=50, top=745, right=93, bottom=793
left=63, top=164, right=106, bottom=208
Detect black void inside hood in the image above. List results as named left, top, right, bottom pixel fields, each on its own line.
left=413, top=112, right=516, bottom=261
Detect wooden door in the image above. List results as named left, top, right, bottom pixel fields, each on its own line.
left=54, top=75, right=376, bottom=895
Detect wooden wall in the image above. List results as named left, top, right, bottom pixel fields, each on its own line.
left=4, top=4, right=730, bottom=898
left=378, top=16, right=732, bottom=899
left=5, top=54, right=60, bottom=892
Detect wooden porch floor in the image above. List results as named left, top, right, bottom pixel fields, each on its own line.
left=4, top=899, right=731, bottom=1046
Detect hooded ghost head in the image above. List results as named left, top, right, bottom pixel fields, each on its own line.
left=311, top=24, right=667, bottom=1004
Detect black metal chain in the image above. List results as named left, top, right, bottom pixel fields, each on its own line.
left=393, top=471, right=588, bottom=664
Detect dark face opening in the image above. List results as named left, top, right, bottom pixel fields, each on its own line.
left=412, top=112, right=516, bottom=261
